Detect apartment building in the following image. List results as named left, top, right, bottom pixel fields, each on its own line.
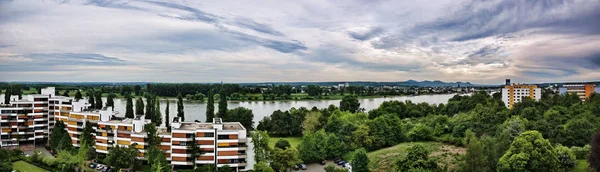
left=91, top=115, right=254, bottom=171
left=559, top=84, right=600, bottom=101
left=1, top=87, right=95, bottom=149
left=502, top=84, right=541, bottom=109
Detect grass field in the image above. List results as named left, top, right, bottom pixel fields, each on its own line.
left=574, top=160, right=589, bottom=172
left=367, top=142, right=465, bottom=172
left=12, top=160, right=48, bottom=172
left=269, top=137, right=303, bottom=149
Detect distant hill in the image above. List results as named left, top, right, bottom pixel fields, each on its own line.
left=241, top=80, right=477, bottom=87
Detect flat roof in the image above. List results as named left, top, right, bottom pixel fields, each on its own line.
left=177, top=122, right=245, bottom=131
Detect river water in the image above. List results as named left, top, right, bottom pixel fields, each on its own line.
left=2, top=94, right=458, bottom=127
left=107, top=94, right=458, bottom=127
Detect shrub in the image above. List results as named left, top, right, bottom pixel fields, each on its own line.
left=555, top=145, right=577, bottom=171
left=571, top=145, right=590, bottom=160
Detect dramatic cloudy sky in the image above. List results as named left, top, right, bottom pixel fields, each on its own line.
left=1, top=0, right=599, bottom=84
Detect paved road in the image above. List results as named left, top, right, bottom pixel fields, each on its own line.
left=23, top=146, right=53, bottom=157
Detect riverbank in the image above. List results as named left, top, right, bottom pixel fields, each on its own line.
left=15, top=88, right=459, bottom=102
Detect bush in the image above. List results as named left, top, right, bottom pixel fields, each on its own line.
left=407, top=123, right=434, bottom=141
left=555, top=145, right=576, bottom=171
left=571, top=145, right=590, bottom=160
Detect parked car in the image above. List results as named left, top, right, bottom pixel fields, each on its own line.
left=96, top=165, right=103, bottom=170
left=334, top=158, right=342, bottom=164
left=89, top=163, right=96, bottom=168
left=300, top=164, right=307, bottom=170
left=293, top=164, right=300, bottom=170
left=338, top=160, right=347, bottom=165
left=319, top=160, right=326, bottom=165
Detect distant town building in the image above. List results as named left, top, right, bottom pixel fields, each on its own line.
left=559, top=84, right=600, bottom=101
left=502, top=84, right=541, bottom=109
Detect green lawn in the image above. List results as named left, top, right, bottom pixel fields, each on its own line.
left=367, top=142, right=465, bottom=172
left=269, top=137, right=303, bottom=149
left=574, top=160, right=589, bottom=172
left=12, top=160, right=48, bottom=172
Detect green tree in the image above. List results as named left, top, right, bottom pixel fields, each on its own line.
left=275, top=139, right=291, bottom=150
left=135, top=97, right=144, bottom=115
left=50, top=121, right=67, bottom=149
left=462, top=135, right=489, bottom=172
left=165, top=98, right=170, bottom=131
left=206, top=90, right=215, bottom=122
left=562, top=118, right=596, bottom=147
left=251, top=131, right=271, bottom=162
left=555, top=145, right=576, bottom=172
left=150, top=150, right=170, bottom=172
left=324, top=164, right=336, bottom=172
left=125, top=94, right=134, bottom=118
left=177, top=92, right=184, bottom=121
left=134, top=85, right=141, bottom=95
left=302, top=111, right=322, bottom=134
left=106, top=93, right=115, bottom=110
left=218, top=89, right=228, bottom=118
left=79, top=122, right=94, bottom=147
left=298, top=131, right=327, bottom=163
left=105, top=144, right=140, bottom=169
left=271, top=147, right=301, bottom=171
left=152, top=97, right=162, bottom=124
left=352, top=148, right=370, bottom=172
left=340, top=95, right=360, bottom=113
left=95, top=91, right=103, bottom=109
left=57, top=133, right=73, bottom=151
left=497, top=130, right=559, bottom=172
left=224, top=107, right=254, bottom=130
left=407, top=123, right=434, bottom=142
left=396, top=144, right=439, bottom=172
left=74, top=90, right=83, bottom=101
left=589, top=131, right=600, bottom=172
left=88, top=90, right=95, bottom=108
left=253, top=161, right=275, bottom=172
left=145, top=94, right=156, bottom=120
left=189, top=134, right=202, bottom=170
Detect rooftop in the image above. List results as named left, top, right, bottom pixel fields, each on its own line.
left=177, top=122, right=245, bottom=131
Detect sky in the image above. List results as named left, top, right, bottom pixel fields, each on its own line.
left=1, top=0, right=599, bottom=84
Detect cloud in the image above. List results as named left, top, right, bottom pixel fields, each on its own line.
left=0, top=0, right=599, bottom=83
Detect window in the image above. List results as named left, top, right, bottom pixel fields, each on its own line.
left=204, top=133, right=214, bottom=137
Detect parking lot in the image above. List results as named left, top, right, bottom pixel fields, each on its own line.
left=297, top=160, right=348, bottom=172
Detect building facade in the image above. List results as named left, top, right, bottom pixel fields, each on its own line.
left=559, top=84, right=600, bottom=101
left=502, top=84, right=541, bottom=109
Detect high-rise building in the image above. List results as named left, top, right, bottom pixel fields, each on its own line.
left=502, top=84, right=541, bottom=109
left=559, top=84, right=599, bottom=101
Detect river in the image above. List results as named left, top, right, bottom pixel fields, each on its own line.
left=1, top=93, right=459, bottom=127
left=107, top=94, right=458, bottom=127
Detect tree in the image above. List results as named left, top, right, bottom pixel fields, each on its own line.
left=396, top=144, right=439, bottom=171
left=324, top=164, right=336, bottom=172
left=177, top=93, right=184, bottom=121
left=298, top=131, right=328, bottom=163
left=189, top=133, right=202, bottom=170
left=152, top=97, right=162, bottom=124
left=254, top=161, right=275, bottom=172
left=340, top=95, right=360, bottom=113
left=251, top=131, right=271, bottom=163
left=352, top=148, right=370, bottom=172
left=150, top=150, right=170, bottom=172
left=106, top=93, right=115, bottom=110
left=57, top=133, right=73, bottom=151
left=590, top=131, right=600, bottom=172
left=555, top=145, right=576, bottom=172
left=165, top=98, right=170, bottom=131
left=88, top=90, right=95, bottom=108
left=134, top=85, right=142, bottom=95
left=74, top=90, right=83, bottom=101
left=275, top=139, right=291, bottom=150
left=135, top=97, right=144, bottom=115
left=105, top=144, right=140, bottom=169
left=407, top=123, right=434, bottom=142
left=62, top=90, right=70, bottom=97
left=271, top=147, right=301, bottom=171
left=218, top=89, right=228, bottom=118
left=497, top=130, right=559, bottom=172
left=462, top=135, right=489, bottom=172
left=562, top=118, right=596, bottom=147
left=145, top=94, right=156, bottom=120
left=50, top=121, right=67, bottom=149
left=206, top=90, right=215, bottom=122
left=224, top=107, right=254, bottom=130
left=3, top=85, right=10, bottom=104
left=95, top=91, right=103, bottom=109
left=125, top=94, right=134, bottom=118
left=79, top=122, right=94, bottom=148
left=302, top=111, right=322, bottom=134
